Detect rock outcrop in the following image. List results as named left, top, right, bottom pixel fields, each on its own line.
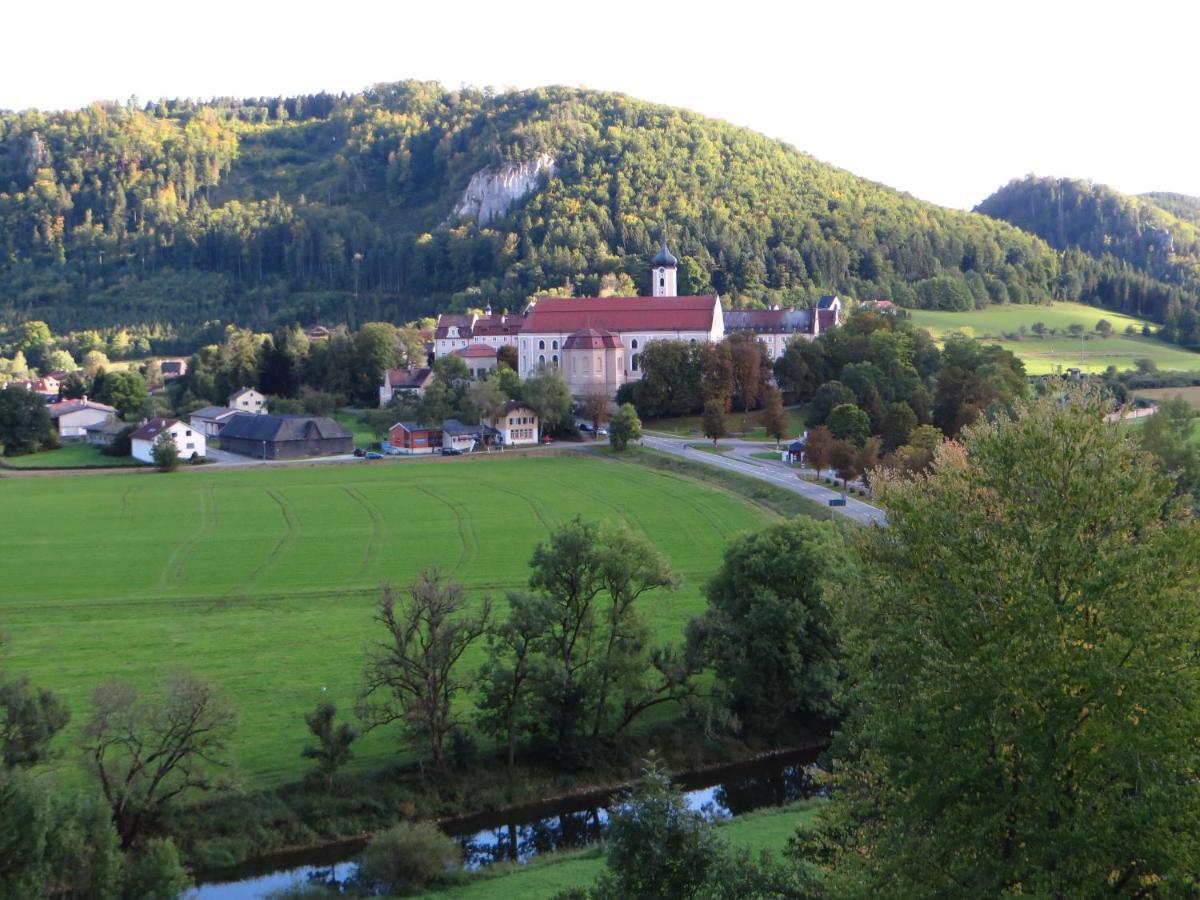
left=453, top=154, right=556, bottom=224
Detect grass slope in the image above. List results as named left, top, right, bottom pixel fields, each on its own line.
left=644, top=408, right=807, bottom=441
left=1, top=443, right=145, bottom=469
left=0, top=455, right=769, bottom=788
left=419, top=800, right=821, bottom=899
left=908, top=301, right=1200, bottom=374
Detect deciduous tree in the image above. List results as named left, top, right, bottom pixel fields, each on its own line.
left=702, top=400, right=727, bottom=446
left=608, top=403, right=642, bottom=451
left=358, top=569, right=491, bottom=772
left=83, top=672, right=237, bottom=848
left=807, top=390, right=1200, bottom=896
left=301, top=703, right=357, bottom=791
left=761, top=385, right=788, bottom=447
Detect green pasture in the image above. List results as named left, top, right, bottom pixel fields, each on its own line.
left=1132, top=386, right=1200, bottom=408
left=419, top=800, right=822, bottom=899
left=908, top=302, right=1200, bottom=374
left=644, top=407, right=807, bottom=440
left=0, top=455, right=770, bottom=789
left=331, top=410, right=381, bottom=450
left=1, top=443, right=144, bottom=469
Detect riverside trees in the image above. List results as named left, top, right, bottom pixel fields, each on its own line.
left=806, top=390, right=1200, bottom=895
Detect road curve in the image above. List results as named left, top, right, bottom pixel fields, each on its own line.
left=640, top=435, right=887, bottom=527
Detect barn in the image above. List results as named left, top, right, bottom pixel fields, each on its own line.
left=218, top=414, right=353, bottom=460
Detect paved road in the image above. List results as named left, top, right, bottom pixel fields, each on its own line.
left=640, top=435, right=886, bottom=526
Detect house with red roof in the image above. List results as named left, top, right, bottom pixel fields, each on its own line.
left=433, top=310, right=525, bottom=357
left=379, top=367, right=434, bottom=407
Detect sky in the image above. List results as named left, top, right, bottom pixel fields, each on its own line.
left=3, top=0, right=1197, bottom=210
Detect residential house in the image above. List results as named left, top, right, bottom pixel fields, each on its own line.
left=441, top=419, right=500, bottom=452
left=485, top=401, right=540, bottom=446
left=217, top=414, right=353, bottom=460
left=433, top=311, right=525, bottom=357
left=189, top=405, right=239, bottom=438
left=388, top=421, right=442, bottom=455
left=130, top=418, right=206, bottom=463
left=304, top=325, right=332, bottom=341
left=379, top=367, right=434, bottom=407
left=3, top=376, right=60, bottom=401
left=160, top=360, right=188, bottom=379
left=228, top=387, right=268, bottom=414
left=48, top=398, right=117, bottom=441
left=84, top=418, right=129, bottom=447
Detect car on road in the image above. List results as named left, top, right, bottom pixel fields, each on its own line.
left=577, top=421, right=592, bottom=432
left=596, top=427, right=609, bottom=437
left=364, top=451, right=384, bottom=459
left=352, top=448, right=366, bottom=458
left=541, top=434, right=554, bottom=444
left=440, top=447, right=463, bottom=456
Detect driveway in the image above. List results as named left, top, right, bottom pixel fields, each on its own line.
left=640, top=435, right=887, bottom=526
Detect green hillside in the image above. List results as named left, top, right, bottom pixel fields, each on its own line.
left=0, top=83, right=1059, bottom=333
left=1143, top=192, right=1200, bottom=228
left=908, top=301, right=1200, bottom=374
left=976, top=177, right=1200, bottom=342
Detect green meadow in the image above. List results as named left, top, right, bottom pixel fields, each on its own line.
left=0, top=455, right=771, bottom=789
left=908, top=301, right=1200, bottom=374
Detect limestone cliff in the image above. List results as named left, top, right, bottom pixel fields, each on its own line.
left=453, top=154, right=556, bottom=224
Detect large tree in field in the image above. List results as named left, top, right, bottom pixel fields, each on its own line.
left=806, top=389, right=1200, bottom=896
left=358, top=569, right=491, bottom=772
left=687, top=518, right=850, bottom=735
left=0, top=386, right=53, bottom=456
left=0, top=637, right=69, bottom=770
left=83, top=672, right=237, bottom=848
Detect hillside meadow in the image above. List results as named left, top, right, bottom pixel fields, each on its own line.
left=0, top=455, right=773, bottom=789
left=907, top=301, right=1200, bottom=374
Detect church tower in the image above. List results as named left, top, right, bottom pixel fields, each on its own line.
left=651, top=243, right=678, bottom=297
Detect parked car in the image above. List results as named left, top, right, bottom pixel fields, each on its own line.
left=596, top=428, right=609, bottom=437
left=353, top=448, right=366, bottom=458
left=541, top=434, right=554, bottom=444
left=577, top=421, right=592, bottom=432
left=441, top=447, right=463, bottom=456
left=365, top=451, right=384, bottom=459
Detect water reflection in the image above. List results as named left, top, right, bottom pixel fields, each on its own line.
left=195, top=748, right=823, bottom=898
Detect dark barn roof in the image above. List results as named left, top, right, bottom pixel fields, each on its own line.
left=220, top=414, right=351, bottom=443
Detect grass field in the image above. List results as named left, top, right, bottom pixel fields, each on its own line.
left=1, top=442, right=145, bottom=469
left=644, top=407, right=807, bottom=441
left=0, top=455, right=772, bottom=789
left=908, top=302, right=1200, bottom=374
left=331, top=410, right=381, bottom=450
left=419, top=800, right=821, bottom=899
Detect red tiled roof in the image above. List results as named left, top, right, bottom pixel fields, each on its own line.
left=523, top=296, right=719, bottom=334
left=564, top=327, right=622, bottom=350
left=434, top=313, right=524, bottom=340
left=386, top=367, right=433, bottom=388
left=453, top=344, right=498, bottom=359
left=130, top=417, right=181, bottom=442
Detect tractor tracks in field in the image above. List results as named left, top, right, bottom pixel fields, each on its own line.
left=157, top=481, right=217, bottom=590
left=413, top=483, right=477, bottom=576
left=341, top=486, right=386, bottom=579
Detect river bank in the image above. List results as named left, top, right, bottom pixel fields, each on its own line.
left=194, top=745, right=826, bottom=898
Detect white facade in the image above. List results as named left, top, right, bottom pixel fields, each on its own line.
left=53, top=404, right=117, bottom=440
left=131, top=421, right=206, bottom=463
left=486, top=404, right=540, bottom=446
left=518, top=320, right=724, bottom=381
left=228, top=388, right=268, bottom=414
left=651, top=264, right=677, bottom=298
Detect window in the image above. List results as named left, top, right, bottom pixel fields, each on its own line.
left=185, top=429, right=192, bottom=436
left=538, top=339, right=545, bottom=350
left=552, top=340, right=558, bottom=350
left=631, top=339, right=638, bottom=350
left=631, top=353, right=639, bottom=372
left=539, top=354, right=546, bottom=366
left=552, top=354, right=559, bottom=365
left=186, top=443, right=195, bottom=450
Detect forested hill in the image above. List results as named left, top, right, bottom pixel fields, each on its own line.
left=976, top=177, right=1200, bottom=340
left=0, top=82, right=1061, bottom=333
left=1142, top=192, right=1200, bottom=229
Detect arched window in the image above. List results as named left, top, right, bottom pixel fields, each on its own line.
left=631, top=353, right=639, bottom=372
left=538, top=339, right=545, bottom=350
left=631, top=339, right=639, bottom=350
left=552, top=354, right=559, bottom=366
left=539, top=354, right=546, bottom=366
left=689, top=338, right=697, bottom=344
left=552, top=339, right=558, bottom=350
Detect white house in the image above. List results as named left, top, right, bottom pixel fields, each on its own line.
left=433, top=311, right=524, bottom=358
left=485, top=401, right=540, bottom=446
left=228, top=387, right=268, bottom=414
left=189, top=405, right=238, bottom=438
left=47, top=398, right=117, bottom=441
left=130, top=417, right=206, bottom=463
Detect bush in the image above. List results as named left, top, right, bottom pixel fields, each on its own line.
left=357, top=822, right=461, bottom=895
left=103, top=424, right=136, bottom=457
left=122, top=838, right=193, bottom=900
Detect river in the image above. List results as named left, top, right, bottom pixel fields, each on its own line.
left=193, top=747, right=823, bottom=898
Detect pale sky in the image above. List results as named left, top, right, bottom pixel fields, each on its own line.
left=4, top=0, right=1197, bottom=210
